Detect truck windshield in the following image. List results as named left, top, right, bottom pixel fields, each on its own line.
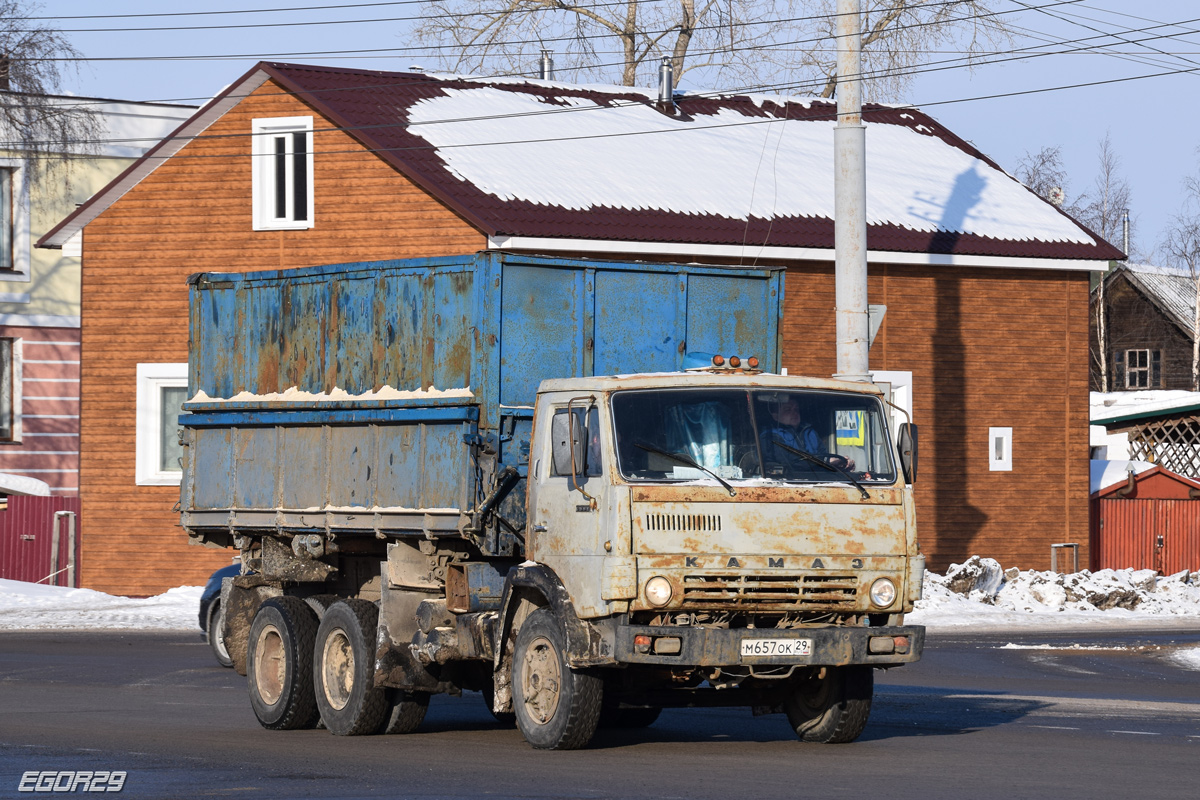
left=611, top=388, right=897, bottom=484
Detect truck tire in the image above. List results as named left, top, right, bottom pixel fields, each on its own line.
left=380, top=689, right=429, bottom=734
left=206, top=600, right=233, bottom=668
left=600, top=705, right=662, bottom=729
left=512, top=607, right=603, bottom=750
left=314, top=599, right=389, bottom=736
left=784, top=665, right=873, bottom=744
left=246, top=597, right=321, bottom=730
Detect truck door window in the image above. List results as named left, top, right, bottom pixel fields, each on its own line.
left=550, top=407, right=602, bottom=478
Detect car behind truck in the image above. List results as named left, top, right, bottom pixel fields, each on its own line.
left=181, top=252, right=924, bottom=749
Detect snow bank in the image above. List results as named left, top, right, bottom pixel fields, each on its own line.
left=0, top=578, right=201, bottom=631
left=1, top=557, right=1198, bottom=633
left=909, top=556, right=1200, bottom=629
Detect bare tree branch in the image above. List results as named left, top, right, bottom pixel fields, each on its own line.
left=0, top=0, right=99, bottom=192
left=411, top=0, right=1012, bottom=97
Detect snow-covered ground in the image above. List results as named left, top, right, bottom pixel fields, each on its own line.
left=1, top=557, right=1198, bottom=636
left=0, top=579, right=202, bottom=631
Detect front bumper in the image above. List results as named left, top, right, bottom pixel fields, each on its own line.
left=614, top=623, right=924, bottom=667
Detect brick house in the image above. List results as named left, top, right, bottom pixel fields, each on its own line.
left=39, top=62, right=1121, bottom=595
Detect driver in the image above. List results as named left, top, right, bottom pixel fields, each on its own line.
left=760, top=396, right=854, bottom=474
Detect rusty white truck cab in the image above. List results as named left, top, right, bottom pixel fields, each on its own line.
left=521, top=367, right=924, bottom=745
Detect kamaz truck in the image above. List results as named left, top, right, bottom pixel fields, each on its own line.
left=181, top=252, right=924, bottom=750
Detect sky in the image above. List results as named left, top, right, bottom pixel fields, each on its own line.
left=26, top=0, right=1200, bottom=261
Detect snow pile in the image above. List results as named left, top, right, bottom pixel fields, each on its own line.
left=0, top=579, right=201, bottom=631
left=190, top=384, right=473, bottom=404
left=910, top=556, right=1200, bottom=629
left=1173, top=646, right=1200, bottom=670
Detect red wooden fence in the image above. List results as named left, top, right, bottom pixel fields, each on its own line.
left=0, top=496, right=82, bottom=586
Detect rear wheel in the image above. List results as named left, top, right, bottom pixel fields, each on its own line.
left=512, top=608, right=602, bottom=750
left=380, top=689, right=430, bottom=734
left=206, top=600, right=233, bottom=668
left=314, top=599, right=389, bottom=736
left=246, top=597, right=321, bottom=730
left=784, top=666, right=873, bottom=744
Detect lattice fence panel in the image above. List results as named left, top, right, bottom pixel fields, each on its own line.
left=1127, top=415, right=1200, bottom=478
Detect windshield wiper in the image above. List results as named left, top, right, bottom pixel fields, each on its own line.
left=770, top=438, right=869, bottom=499
left=634, top=442, right=736, bottom=496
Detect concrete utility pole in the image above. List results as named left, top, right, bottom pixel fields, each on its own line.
left=833, top=0, right=870, bottom=383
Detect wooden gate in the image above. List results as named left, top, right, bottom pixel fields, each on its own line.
left=1091, top=497, right=1200, bottom=573
left=0, top=496, right=82, bottom=586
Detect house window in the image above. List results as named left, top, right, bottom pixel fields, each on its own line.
left=988, top=426, right=1012, bottom=472
left=1124, top=349, right=1160, bottom=389
left=1, top=167, right=11, bottom=270
left=0, top=338, right=21, bottom=442
left=252, top=116, right=313, bottom=230
left=135, top=363, right=189, bottom=485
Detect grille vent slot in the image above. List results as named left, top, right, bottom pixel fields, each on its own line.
left=681, top=574, right=858, bottom=608
left=644, top=513, right=722, bottom=532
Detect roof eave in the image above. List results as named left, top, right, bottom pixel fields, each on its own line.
left=36, top=64, right=276, bottom=249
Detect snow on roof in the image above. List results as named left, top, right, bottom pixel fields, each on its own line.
left=1091, top=389, right=1200, bottom=425
left=1089, top=459, right=1156, bottom=494
left=40, top=62, right=1123, bottom=266
left=0, top=472, right=50, bottom=496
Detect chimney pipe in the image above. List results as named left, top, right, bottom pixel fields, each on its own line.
left=539, top=50, right=554, bottom=81
left=657, top=56, right=674, bottom=111
left=1122, top=209, right=1130, bottom=257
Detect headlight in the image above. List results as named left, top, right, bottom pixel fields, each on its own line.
left=644, top=576, right=673, bottom=607
left=869, top=578, right=897, bottom=608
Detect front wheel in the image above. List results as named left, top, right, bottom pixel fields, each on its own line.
left=512, top=608, right=603, bottom=750
left=784, top=666, right=873, bottom=744
left=314, top=599, right=389, bottom=736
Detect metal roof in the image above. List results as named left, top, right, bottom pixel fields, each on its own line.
left=39, top=62, right=1125, bottom=266
left=1118, top=265, right=1198, bottom=337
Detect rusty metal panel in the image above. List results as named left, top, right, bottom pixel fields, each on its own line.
left=193, top=283, right=240, bottom=399
left=233, top=428, right=279, bottom=510
left=685, top=272, right=779, bottom=367
left=280, top=276, right=329, bottom=393
left=593, top=270, right=680, bottom=375
left=191, top=427, right=234, bottom=509
left=499, top=263, right=584, bottom=406
left=242, top=282, right=283, bottom=394
left=279, top=426, right=326, bottom=509
left=0, top=496, right=81, bottom=586
left=331, top=274, right=375, bottom=394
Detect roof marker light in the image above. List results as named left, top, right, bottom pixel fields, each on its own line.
left=712, top=355, right=725, bottom=366
left=748, top=356, right=759, bottom=368
left=728, top=356, right=741, bottom=368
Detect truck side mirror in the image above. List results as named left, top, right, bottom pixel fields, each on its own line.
left=551, top=411, right=587, bottom=481
left=897, top=422, right=918, bottom=484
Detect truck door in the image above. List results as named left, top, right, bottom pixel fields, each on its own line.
left=527, top=398, right=611, bottom=616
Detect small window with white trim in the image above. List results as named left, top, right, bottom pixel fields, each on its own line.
left=135, top=363, right=189, bottom=485
left=989, top=426, right=1012, bottom=472
left=0, top=159, right=30, bottom=275
left=251, top=116, right=313, bottom=230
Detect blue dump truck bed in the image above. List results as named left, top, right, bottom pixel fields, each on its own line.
left=180, top=252, right=784, bottom=556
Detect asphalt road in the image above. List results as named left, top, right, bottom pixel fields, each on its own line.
left=1, top=627, right=1199, bottom=799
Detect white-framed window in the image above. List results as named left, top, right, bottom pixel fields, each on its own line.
left=989, top=426, right=1013, bottom=472
left=0, top=338, right=22, bottom=443
left=1123, top=348, right=1159, bottom=389
left=251, top=116, right=314, bottom=231
left=0, top=159, right=30, bottom=277
left=135, top=363, right=189, bottom=485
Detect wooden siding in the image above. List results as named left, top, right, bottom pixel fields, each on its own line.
left=80, top=79, right=485, bottom=596
left=0, top=324, right=80, bottom=495
left=783, top=262, right=1092, bottom=572
left=1089, top=273, right=1194, bottom=391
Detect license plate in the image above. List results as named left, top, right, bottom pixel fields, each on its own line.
left=740, top=638, right=812, bottom=658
